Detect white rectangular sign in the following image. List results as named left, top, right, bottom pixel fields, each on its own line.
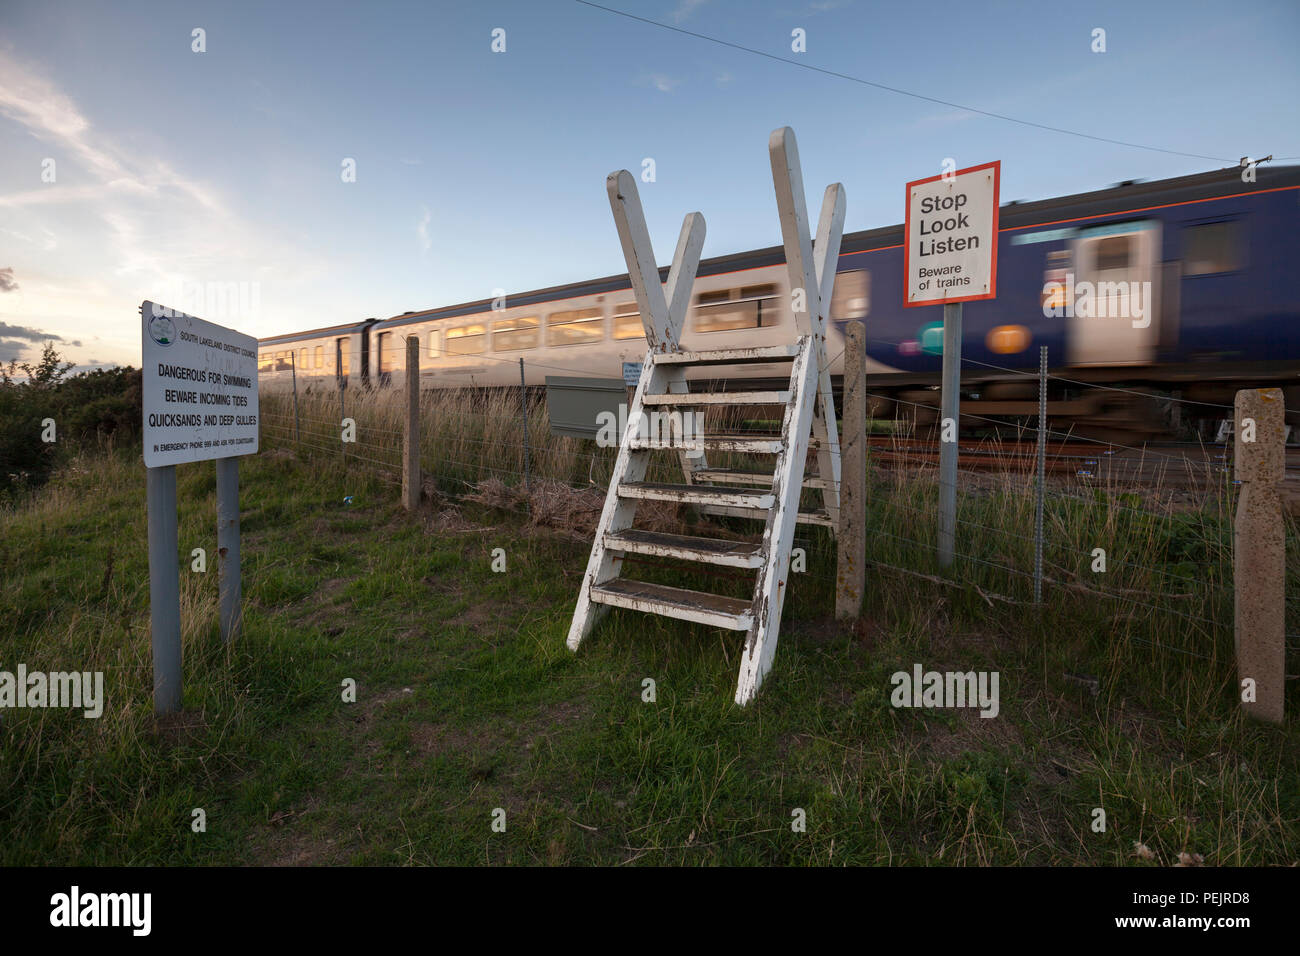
left=142, top=300, right=260, bottom=468
left=905, top=160, right=1000, bottom=307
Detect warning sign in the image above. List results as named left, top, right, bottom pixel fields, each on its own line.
left=142, top=300, right=260, bottom=468
left=904, top=161, right=1000, bottom=307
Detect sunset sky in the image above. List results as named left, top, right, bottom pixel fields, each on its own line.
left=2, top=0, right=1296, bottom=371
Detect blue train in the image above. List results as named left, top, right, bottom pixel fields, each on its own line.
left=258, top=163, right=1299, bottom=438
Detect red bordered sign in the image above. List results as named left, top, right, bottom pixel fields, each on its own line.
left=904, top=160, right=1000, bottom=307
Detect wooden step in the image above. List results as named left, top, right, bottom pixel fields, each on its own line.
left=605, top=529, right=764, bottom=568
left=642, top=391, right=790, bottom=405
left=700, top=505, right=834, bottom=526
left=693, top=467, right=834, bottom=490
left=651, top=343, right=800, bottom=365
left=795, top=508, right=834, bottom=528
left=627, top=433, right=786, bottom=453
left=590, top=578, right=752, bottom=630
left=618, top=481, right=773, bottom=510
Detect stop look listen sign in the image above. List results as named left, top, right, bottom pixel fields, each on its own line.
left=904, top=160, right=1000, bottom=307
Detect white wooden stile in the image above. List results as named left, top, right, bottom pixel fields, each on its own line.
left=770, top=127, right=844, bottom=532
left=568, top=128, right=846, bottom=706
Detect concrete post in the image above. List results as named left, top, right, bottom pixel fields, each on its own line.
left=1034, top=345, right=1047, bottom=603
left=1233, top=387, right=1286, bottom=724
left=290, top=351, right=300, bottom=443
left=836, top=321, right=866, bottom=619
left=520, top=358, right=532, bottom=508
left=402, top=335, right=420, bottom=511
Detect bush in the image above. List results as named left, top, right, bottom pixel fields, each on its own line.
left=0, top=344, right=142, bottom=498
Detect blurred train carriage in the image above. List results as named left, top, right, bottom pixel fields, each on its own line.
left=258, top=164, right=1300, bottom=440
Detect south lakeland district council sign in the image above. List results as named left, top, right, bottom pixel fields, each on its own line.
left=142, top=300, right=259, bottom=469
left=904, top=160, right=1000, bottom=307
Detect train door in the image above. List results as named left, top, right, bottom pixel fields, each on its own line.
left=376, top=331, right=391, bottom=386
left=1067, top=220, right=1160, bottom=366
left=336, top=337, right=350, bottom=386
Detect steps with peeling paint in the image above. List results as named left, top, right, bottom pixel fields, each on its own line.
left=604, top=529, right=764, bottom=568
left=589, top=579, right=752, bottom=630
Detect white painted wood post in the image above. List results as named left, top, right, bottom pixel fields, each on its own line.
left=605, top=168, right=709, bottom=476
left=736, top=335, right=818, bottom=704
left=402, top=335, right=420, bottom=512
left=567, top=358, right=671, bottom=650
left=769, top=127, right=844, bottom=531
left=1233, top=387, right=1286, bottom=724
left=606, top=170, right=703, bottom=353
left=836, top=322, right=866, bottom=619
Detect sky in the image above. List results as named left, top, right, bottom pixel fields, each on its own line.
left=1, top=0, right=1297, bottom=370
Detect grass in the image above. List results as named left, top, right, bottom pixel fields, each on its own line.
left=0, top=386, right=1296, bottom=866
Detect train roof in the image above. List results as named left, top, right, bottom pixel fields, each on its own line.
left=367, top=163, right=1300, bottom=335
left=258, top=318, right=377, bottom=348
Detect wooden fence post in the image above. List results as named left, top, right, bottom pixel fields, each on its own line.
left=402, top=335, right=420, bottom=511
left=836, top=321, right=866, bottom=619
left=1233, top=387, right=1285, bottom=724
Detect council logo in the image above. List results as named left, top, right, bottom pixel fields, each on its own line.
left=148, top=313, right=176, bottom=347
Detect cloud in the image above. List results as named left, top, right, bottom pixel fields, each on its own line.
left=0, top=267, right=17, bottom=292
left=417, top=205, right=432, bottom=254
left=0, top=50, right=337, bottom=365
left=0, top=321, right=57, bottom=342
left=671, top=0, right=709, bottom=23
left=0, top=320, right=81, bottom=347
left=0, top=54, right=221, bottom=215
left=643, top=73, right=682, bottom=93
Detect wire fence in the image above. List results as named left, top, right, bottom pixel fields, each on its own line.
left=256, top=346, right=1300, bottom=665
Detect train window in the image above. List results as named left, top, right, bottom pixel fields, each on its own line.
left=337, top=338, right=350, bottom=376
left=428, top=330, right=440, bottom=358
left=694, top=299, right=760, bottom=332
left=1184, top=220, right=1240, bottom=275
left=613, top=303, right=643, bottom=340
left=740, top=283, right=778, bottom=301
left=274, top=351, right=291, bottom=371
left=299, top=348, right=308, bottom=370
left=258, top=354, right=273, bottom=372
left=829, top=270, right=870, bottom=319
left=314, top=346, right=324, bottom=368
left=1094, top=236, right=1132, bottom=272
left=446, top=323, right=486, bottom=355
left=547, top=308, right=603, bottom=346
left=376, top=332, right=391, bottom=374
left=492, top=316, right=539, bottom=351
left=693, top=289, right=765, bottom=333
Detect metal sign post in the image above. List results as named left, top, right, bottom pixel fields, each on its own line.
left=938, top=301, right=962, bottom=566
left=147, top=465, right=182, bottom=712
left=904, top=162, right=1001, bottom=567
left=142, top=300, right=259, bottom=713
left=216, top=457, right=242, bottom=643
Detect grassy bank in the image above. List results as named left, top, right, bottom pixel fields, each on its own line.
left=0, top=387, right=1296, bottom=865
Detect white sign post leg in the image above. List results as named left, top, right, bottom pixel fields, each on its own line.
left=216, top=457, right=242, bottom=644
left=147, top=465, right=182, bottom=713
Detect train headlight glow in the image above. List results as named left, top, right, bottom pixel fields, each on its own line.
left=918, top=321, right=944, bottom=355
left=986, top=324, right=1031, bottom=354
